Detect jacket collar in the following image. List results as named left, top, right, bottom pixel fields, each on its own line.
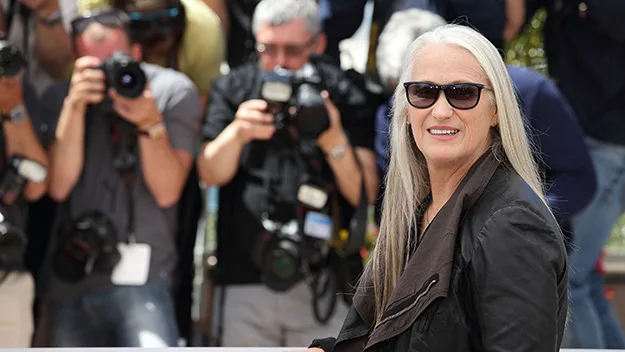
left=353, top=151, right=502, bottom=349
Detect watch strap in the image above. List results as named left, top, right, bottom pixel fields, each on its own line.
left=1, top=105, right=27, bottom=124
left=38, top=10, right=62, bottom=26
left=138, top=122, right=166, bottom=139
left=326, top=142, right=348, bottom=160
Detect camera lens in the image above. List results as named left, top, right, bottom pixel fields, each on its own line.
left=271, top=250, right=297, bottom=280
left=120, top=72, right=135, bottom=87
left=0, top=43, right=25, bottom=78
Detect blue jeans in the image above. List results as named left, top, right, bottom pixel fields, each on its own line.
left=568, top=138, right=625, bottom=348
left=48, top=282, right=179, bottom=347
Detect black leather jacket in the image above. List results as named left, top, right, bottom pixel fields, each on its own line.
left=312, top=152, right=568, bottom=351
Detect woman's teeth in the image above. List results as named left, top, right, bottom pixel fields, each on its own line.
left=428, top=129, right=459, bottom=135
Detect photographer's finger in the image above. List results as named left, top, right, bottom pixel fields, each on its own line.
left=74, top=56, right=102, bottom=72
left=85, top=91, right=105, bottom=104
left=253, top=124, right=276, bottom=140
left=240, top=99, right=268, bottom=112
left=321, top=90, right=339, bottom=119
left=81, top=68, right=105, bottom=81
left=237, top=108, right=274, bottom=124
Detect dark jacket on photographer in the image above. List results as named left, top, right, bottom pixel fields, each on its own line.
left=202, top=54, right=379, bottom=290
left=310, top=152, right=568, bottom=352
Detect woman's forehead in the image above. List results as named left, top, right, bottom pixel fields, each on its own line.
left=411, top=43, right=487, bottom=84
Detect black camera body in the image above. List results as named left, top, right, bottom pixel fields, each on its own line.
left=253, top=176, right=336, bottom=293
left=52, top=210, right=121, bottom=283
left=0, top=40, right=27, bottom=78
left=99, top=51, right=147, bottom=99
left=0, top=156, right=47, bottom=277
left=260, top=64, right=330, bottom=141
left=253, top=213, right=331, bottom=293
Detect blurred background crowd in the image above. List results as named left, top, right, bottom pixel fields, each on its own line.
left=0, top=0, right=623, bottom=349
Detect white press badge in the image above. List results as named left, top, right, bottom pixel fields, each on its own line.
left=297, top=184, right=328, bottom=209
left=111, top=238, right=151, bottom=286
left=303, top=212, right=333, bottom=240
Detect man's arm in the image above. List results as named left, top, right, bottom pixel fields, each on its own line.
left=110, top=76, right=203, bottom=208
left=0, top=77, right=48, bottom=201
left=529, top=75, right=596, bottom=219
left=319, top=132, right=378, bottom=207
left=201, top=0, right=228, bottom=36
left=197, top=123, right=246, bottom=186
left=198, top=99, right=276, bottom=186
left=49, top=56, right=106, bottom=201
left=28, top=0, right=73, bottom=79
left=3, top=118, right=48, bottom=201
left=137, top=124, right=193, bottom=208
left=318, top=92, right=378, bottom=207
left=48, top=98, right=86, bottom=201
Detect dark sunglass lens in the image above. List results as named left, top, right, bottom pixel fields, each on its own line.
left=446, top=84, right=480, bottom=109
left=407, top=83, right=438, bottom=108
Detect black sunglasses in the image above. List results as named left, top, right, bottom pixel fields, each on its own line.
left=70, top=9, right=130, bottom=36
left=403, top=81, right=491, bottom=110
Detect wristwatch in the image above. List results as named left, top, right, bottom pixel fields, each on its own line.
left=326, top=142, right=348, bottom=160
left=38, top=10, right=62, bottom=27
left=138, top=122, right=166, bottom=140
left=1, top=105, right=27, bottom=124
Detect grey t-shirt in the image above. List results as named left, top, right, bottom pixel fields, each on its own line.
left=42, top=63, right=202, bottom=301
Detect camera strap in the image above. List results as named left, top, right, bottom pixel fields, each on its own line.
left=1, top=0, right=29, bottom=54
left=111, top=117, right=139, bottom=244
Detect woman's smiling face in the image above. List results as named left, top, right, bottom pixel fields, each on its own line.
left=406, top=43, right=498, bottom=169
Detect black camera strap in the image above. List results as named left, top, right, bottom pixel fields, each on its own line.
left=1, top=0, right=29, bottom=55
left=111, top=117, right=139, bottom=244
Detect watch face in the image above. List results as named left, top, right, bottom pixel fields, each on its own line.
left=10, top=105, right=26, bottom=123
left=149, top=124, right=166, bottom=139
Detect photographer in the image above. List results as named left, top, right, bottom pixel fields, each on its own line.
left=196, top=0, right=378, bottom=347
left=0, top=71, right=49, bottom=346
left=43, top=9, right=202, bottom=347
left=59, top=0, right=225, bottom=111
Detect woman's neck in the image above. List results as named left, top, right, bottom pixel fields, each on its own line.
left=427, top=157, right=478, bottom=216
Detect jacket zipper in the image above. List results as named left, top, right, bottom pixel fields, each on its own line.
left=375, top=278, right=438, bottom=328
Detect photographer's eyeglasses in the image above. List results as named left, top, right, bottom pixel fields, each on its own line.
left=403, top=81, right=492, bottom=110
left=70, top=9, right=130, bottom=36
left=256, top=36, right=317, bottom=58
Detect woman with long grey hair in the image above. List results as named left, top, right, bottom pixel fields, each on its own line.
left=300, top=24, right=568, bottom=352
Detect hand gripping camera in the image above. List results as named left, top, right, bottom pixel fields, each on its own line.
left=260, top=64, right=330, bottom=141
left=0, top=156, right=47, bottom=277
left=0, top=39, right=27, bottom=77
left=100, top=51, right=147, bottom=99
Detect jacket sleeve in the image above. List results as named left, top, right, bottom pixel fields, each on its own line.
left=471, top=205, right=567, bottom=352
left=530, top=78, right=596, bottom=220
left=310, top=337, right=337, bottom=352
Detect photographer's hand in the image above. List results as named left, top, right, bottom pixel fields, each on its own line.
left=231, top=99, right=276, bottom=144
left=66, top=56, right=106, bottom=112
left=317, top=91, right=346, bottom=152
left=109, top=85, right=163, bottom=129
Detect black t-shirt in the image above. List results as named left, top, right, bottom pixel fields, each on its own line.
left=202, top=56, right=376, bottom=285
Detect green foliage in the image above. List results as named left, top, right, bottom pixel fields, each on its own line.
left=504, top=9, right=548, bottom=75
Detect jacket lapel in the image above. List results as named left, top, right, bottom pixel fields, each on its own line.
left=360, top=152, right=502, bottom=349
